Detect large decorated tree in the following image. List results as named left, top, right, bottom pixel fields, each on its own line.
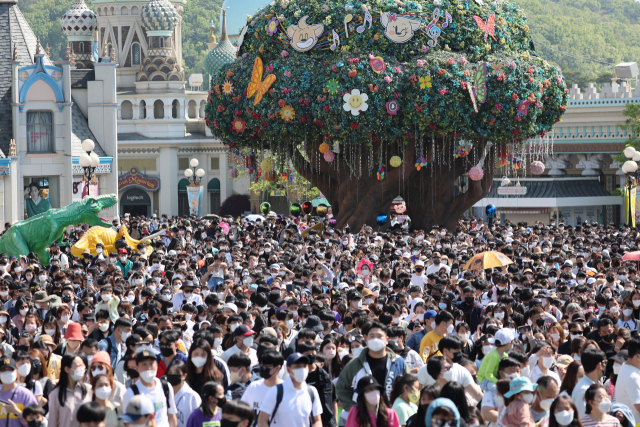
left=205, top=0, right=569, bottom=230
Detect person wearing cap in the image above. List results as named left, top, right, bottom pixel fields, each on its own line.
left=405, top=310, right=436, bottom=354
left=419, top=310, right=454, bottom=362
left=342, top=376, right=399, bottom=427
left=115, top=250, right=133, bottom=278
left=257, top=352, right=322, bottom=427
left=171, top=281, right=203, bottom=312
left=220, top=325, right=258, bottom=366
left=410, top=260, right=427, bottom=290
left=0, top=355, right=37, bottom=426
left=122, top=350, right=177, bottom=427
left=477, top=328, right=515, bottom=393
left=501, top=377, right=537, bottom=427
left=119, top=394, right=156, bottom=427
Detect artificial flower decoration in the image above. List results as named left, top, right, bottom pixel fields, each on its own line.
left=280, top=105, right=295, bottom=121
left=377, top=166, right=385, bottom=181
left=231, top=119, right=247, bottom=133
left=326, top=79, right=340, bottom=95
left=415, top=157, right=427, bottom=170
left=261, top=158, right=276, bottom=172
left=343, top=89, right=368, bottom=116
left=390, top=155, right=402, bottom=167
left=324, top=151, right=335, bottom=162
left=369, top=56, right=386, bottom=73
left=468, top=166, right=484, bottom=181
left=319, top=142, right=331, bottom=153
left=419, top=76, right=432, bottom=89
left=267, top=17, right=279, bottom=36
left=228, top=168, right=239, bottom=178
left=531, top=160, right=545, bottom=175
left=386, top=100, right=400, bottom=115
left=222, top=81, right=234, bottom=95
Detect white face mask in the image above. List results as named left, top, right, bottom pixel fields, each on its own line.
left=555, top=410, right=574, bottom=426
left=520, top=366, right=530, bottom=377
left=139, top=369, right=157, bottom=383
left=71, top=368, right=86, bottom=381
left=522, top=393, right=535, bottom=404
left=243, top=337, right=254, bottom=348
left=0, top=371, right=16, bottom=384
left=95, top=386, right=112, bottom=400
left=99, top=323, right=109, bottom=332
left=365, top=390, right=380, bottom=405
left=45, top=328, right=56, bottom=336
left=367, top=338, right=386, bottom=352
left=291, top=367, right=308, bottom=383
left=458, top=333, right=470, bottom=341
left=324, top=349, right=336, bottom=360
left=101, top=294, right=112, bottom=302
left=285, top=319, right=294, bottom=329
left=540, top=398, right=554, bottom=411
left=191, top=357, right=207, bottom=368
left=17, top=364, right=30, bottom=377
left=483, top=345, right=495, bottom=355
left=624, top=309, right=634, bottom=317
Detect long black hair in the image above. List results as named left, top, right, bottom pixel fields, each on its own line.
left=440, top=381, right=471, bottom=422
left=54, top=354, right=88, bottom=406
left=13, top=350, right=34, bottom=390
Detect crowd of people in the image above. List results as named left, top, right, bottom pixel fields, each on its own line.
left=0, top=212, right=640, bottom=427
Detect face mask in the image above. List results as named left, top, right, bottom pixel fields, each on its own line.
left=229, top=323, right=239, bottom=332
left=192, top=356, right=207, bottom=368
left=438, top=302, right=447, bottom=310
left=92, top=366, right=107, bottom=376
left=120, top=331, right=131, bottom=341
left=483, top=345, right=495, bottom=355
left=291, top=367, right=308, bottom=382
left=494, top=312, right=504, bottom=319
left=431, top=321, right=436, bottom=330
left=443, top=369, right=453, bottom=381
left=541, top=357, right=554, bottom=369
left=0, top=371, right=16, bottom=384
left=540, top=398, right=554, bottom=412
left=71, top=368, right=85, bottom=381
left=578, top=279, right=585, bottom=285
left=459, top=333, right=470, bottom=342
left=522, top=393, right=535, bottom=404
left=598, top=399, right=611, bottom=413
left=494, top=395, right=505, bottom=407
left=19, top=308, right=28, bottom=316
left=95, top=386, right=112, bottom=400
left=446, top=324, right=455, bottom=334
left=624, top=309, right=634, bottom=317
left=365, top=390, right=380, bottom=405
left=367, top=338, right=386, bottom=352
left=99, top=323, right=109, bottom=332
left=101, top=294, right=112, bottom=302
left=14, top=267, right=21, bottom=274
left=550, top=333, right=560, bottom=342
left=25, top=324, right=36, bottom=333
left=0, top=293, right=6, bottom=298
left=614, top=363, right=622, bottom=375
left=352, top=347, right=364, bottom=358
left=45, top=328, right=56, bottom=336
left=243, top=337, right=254, bottom=347
left=407, top=390, right=420, bottom=404
left=17, top=364, right=30, bottom=377
left=555, top=410, right=574, bottom=426
left=140, top=369, right=157, bottom=383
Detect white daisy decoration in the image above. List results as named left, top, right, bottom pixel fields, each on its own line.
left=343, top=89, right=369, bottom=116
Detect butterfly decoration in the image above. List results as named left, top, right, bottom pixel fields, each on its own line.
left=517, top=100, right=531, bottom=116
left=246, top=57, right=277, bottom=106
left=473, top=14, right=497, bottom=43
left=491, top=62, right=505, bottom=75
left=468, top=62, right=488, bottom=113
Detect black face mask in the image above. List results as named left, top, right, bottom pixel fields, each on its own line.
left=31, top=360, right=41, bottom=374
left=166, top=374, right=182, bottom=386
left=606, top=276, right=615, bottom=283
left=465, top=296, right=474, bottom=305
left=258, top=365, right=274, bottom=379
left=221, top=419, right=240, bottom=427
left=602, top=333, right=614, bottom=343
left=17, top=345, right=29, bottom=353
left=126, top=368, right=139, bottom=379
left=536, top=318, right=545, bottom=327
left=27, top=420, right=42, bottom=427
left=452, top=351, right=464, bottom=364
left=216, top=396, right=227, bottom=408
left=160, top=347, right=175, bottom=358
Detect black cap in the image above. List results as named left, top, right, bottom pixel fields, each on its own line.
left=233, top=324, right=256, bottom=337
left=356, top=376, right=383, bottom=395
left=135, top=350, right=156, bottom=364
left=0, top=356, right=16, bottom=370
left=301, top=315, right=324, bottom=333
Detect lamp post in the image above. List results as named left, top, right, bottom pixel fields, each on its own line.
left=184, top=158, right=205, bottom=184
left=78, top=139, right=100, bottom=198
left=621, top=146, right=640, bottom=226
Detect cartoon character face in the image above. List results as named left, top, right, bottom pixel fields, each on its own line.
left=395, top=202, right=407, bottom=214
left=380, top=12, right=422, bottom=43
left=286, top=16, right=324, bottom=52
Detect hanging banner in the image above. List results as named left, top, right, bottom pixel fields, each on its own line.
left=625, top=186, right=637, bottom=227
left=187, top=185, right=203, bottom=217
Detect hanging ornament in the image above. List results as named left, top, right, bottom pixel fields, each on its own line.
left=531, top=160, right=545, bottom=175
left=485, top=204, right=497, bottom=218
left=290, top=203, right=302, bottom=217
left=228, top=168, right=239, bottom=178
left=501, top=177, right=511, bottom=186
left=261, top=158, right=275, bottom=173
left=328, top=218, right=337, bottom=226
left=390, top=195, right=406, bottom=214
left=243, top=154, right=255, bottom=169
left=316, top=204, right=329, bottom=218
left=376, top=213, right=389, bottom=226
left=264, top=171, right=277, bottom=181
left=415, top=157, right=427, bottom=171
left=324, top=151, right=335, bottom=162
left=453, top=141, right=473, bottom=158
left=260, top=202, right=271, bottom=215
left=319, top=142, right=331, bottom=154
left=468, top=166, right=484, bottom=181
left=377, top=167, right=385, bottom=181
left=302, top=201, right=313, bottom=215
left=390, top=155, right=402, bottom=168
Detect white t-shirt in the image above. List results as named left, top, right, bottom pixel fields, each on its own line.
left=174, top=383, right=202, bottom=427
left=123, top=378, right=177, bottom=427
left=220, top=345, right=259, bottom=366
left=614, top=363, right=640, bottom=424
left=171, top=293, right=203, bottom=311
left=617, top=318, right=638, bottom=331
left=242, top=378, right=274, bottom=419
left=410, top=274, right=427, bottom=290
left=259, top=378, right=322, bottom=427
left=417, top=363, right=474, bottom=387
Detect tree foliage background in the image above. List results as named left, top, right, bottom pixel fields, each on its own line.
left=20, top=0, right=640, bottom=89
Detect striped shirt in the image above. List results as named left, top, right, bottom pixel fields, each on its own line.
left=579, top=414, right=621, bottom=427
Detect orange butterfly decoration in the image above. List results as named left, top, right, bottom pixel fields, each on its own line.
left=473, top=14, right=497, bottom=43
left=246, top=57, right=276, bottom=106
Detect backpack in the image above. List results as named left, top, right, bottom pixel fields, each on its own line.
left=131, top=379, right=171, bottom=408
left=267, top=383, right=316, bottom=427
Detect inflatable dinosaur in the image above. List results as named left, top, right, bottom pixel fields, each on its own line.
left=0, top=194, right=117, bottom=265
left=71, top=225, right=166, bottom=258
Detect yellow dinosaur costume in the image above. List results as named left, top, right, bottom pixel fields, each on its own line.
left=70, top=226, right=164, bottom=257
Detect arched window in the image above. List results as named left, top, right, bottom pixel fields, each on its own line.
left=154, top=100, right=164, bottom=119
left=171, top=100, right=179, bottom=119
left=139, top=100, right=146, bottom=119
left=178, top=178, right=190, bottom=217
left=120, top=100, right=133, bottom=120
left=159, top=37, right=164, bottom=48
left=131, top=43, right=141, bottom=66
left=188, top=100, right=196, bottom=118
left=79, top=43, right=85, bottom=53
left=208, top=178, right=221, bottom=214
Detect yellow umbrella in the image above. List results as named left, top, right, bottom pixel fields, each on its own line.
left=464, top=250, right=514, bottom=271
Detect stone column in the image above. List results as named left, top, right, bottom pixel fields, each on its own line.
left=159, top=146, right=178, bottom=216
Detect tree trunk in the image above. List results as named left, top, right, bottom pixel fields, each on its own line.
left=292, top=139, right=495, bottom=231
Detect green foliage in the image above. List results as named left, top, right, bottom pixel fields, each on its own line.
left=239, top=169, right=320, bottom=202
left=516, top=0, right=640, bottom=84
left=21, top=0, right=81, bottom=62
left=180, top=0, right=225, bottom=81
left=614, top=104, right=640, bottom=163
left=206, top=0, right=569, bottom=151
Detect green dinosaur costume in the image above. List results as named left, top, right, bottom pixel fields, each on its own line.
left=0, top=194, right=117, bottom=265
